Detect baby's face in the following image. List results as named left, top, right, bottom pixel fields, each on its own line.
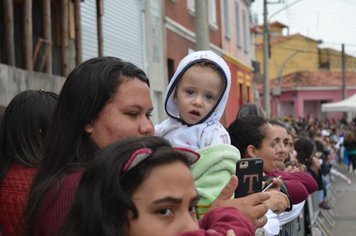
left=174, top=65, right=225, bottom=125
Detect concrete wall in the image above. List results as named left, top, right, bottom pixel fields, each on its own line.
left=0, top=64, right=65, bottom=107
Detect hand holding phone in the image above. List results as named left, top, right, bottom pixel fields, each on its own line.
left=235, top=158, right=263, bottom=198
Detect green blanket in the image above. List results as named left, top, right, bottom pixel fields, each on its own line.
left=192, top=144, right=240, bottom=218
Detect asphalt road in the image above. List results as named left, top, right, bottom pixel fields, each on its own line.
left=330, top=164, right=356, bottom=236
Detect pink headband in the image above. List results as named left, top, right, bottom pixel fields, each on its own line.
left=122, top=147, right=200, bottom=173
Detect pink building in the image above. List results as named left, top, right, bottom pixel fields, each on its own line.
left=266, top=71, right=356, bottom=119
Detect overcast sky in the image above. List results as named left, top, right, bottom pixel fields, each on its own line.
left=251, top=0, right=356, bottom=55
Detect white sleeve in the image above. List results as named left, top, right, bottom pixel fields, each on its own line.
left=277, top=201, right=305, bottom=226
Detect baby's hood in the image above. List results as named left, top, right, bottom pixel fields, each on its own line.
left=164, top=50, right=231, bottom=125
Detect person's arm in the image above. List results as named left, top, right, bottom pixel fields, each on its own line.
left=179, top=207, right=254, bottom=236
left=282, top=179, right=308, bottom=204
left=289, top=171, right=318, bottom=194
left=271, top=171, right=317, bottom=204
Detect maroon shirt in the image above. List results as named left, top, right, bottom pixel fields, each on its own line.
left=34, top=170, right=83, bottom=236
left=0, top=164, right=36, bottom=236
left=267, top=170, right=318, bottom=204
left=180, top=207, right=255, bottom=236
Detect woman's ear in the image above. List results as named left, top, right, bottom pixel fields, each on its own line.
left=246, top=145, right=257, bottom=158
left=85, top=123, right=93, bottom=135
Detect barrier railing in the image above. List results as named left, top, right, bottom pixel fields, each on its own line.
left=276, top=183, right=336, bottom=236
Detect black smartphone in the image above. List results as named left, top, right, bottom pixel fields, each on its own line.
left=235, top=158, right=264, bottom=198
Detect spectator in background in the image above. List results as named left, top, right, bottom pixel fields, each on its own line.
left=269, top=120, right=290, bottom=171
left=228, top=116, right=311, bottom=236
left=0, top=90, right=58, bottom=236
left=284, top=125, right=299, bottom=171
left=294, top=137, right=331, bottom=209
left=343, top=130, right=356, bottom=173
left=232, top=110, right=317, bottom=205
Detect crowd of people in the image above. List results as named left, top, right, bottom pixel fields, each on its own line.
left=0, top=52, right=354, bottom=236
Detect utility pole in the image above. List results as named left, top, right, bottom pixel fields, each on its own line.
left=195, top=0, right=209, bottom=50
left=263, top=0, right=270, bottom=118
left=341, top=44, right=347, bottom=119
left=342, top=44, right=346, bottom=99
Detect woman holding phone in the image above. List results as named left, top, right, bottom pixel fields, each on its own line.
left=228, top=115, right=318, bottom=235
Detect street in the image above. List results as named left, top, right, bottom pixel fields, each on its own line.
left=330, top=165, right=356, bottom=235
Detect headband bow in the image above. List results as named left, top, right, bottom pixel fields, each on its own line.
left=123, top=147, right=200, bottom=173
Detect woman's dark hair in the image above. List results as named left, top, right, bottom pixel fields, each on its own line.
left=228, top=115, right=270, bottom=158
left=269, top=119, right=286, bottom=129
left=58, top=136, right=193, bottom=236
left=23, top=57, right=150, bottom=235
left=294, top=137, right=315, bottom=166
left=314, top=140, right=325, bottom=153
left=236, top=103, right=266, bottom=119
left=0, top=90, right=58, bottom=183
left=0, top=105, right=6, bottom=121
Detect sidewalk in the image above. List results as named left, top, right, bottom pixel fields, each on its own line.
left=330, top=164, right=356, bottom=235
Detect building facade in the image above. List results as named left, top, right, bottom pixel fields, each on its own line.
left=221, top=0, right=255, bottom=125
left=254, top=21, right=356, bottom=118
left=271, top=71, right=356, bottom=120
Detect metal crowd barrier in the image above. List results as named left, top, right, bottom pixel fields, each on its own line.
left=276, top=183, right=336, bottom=236
left=278, top=211, right=305, bottom=236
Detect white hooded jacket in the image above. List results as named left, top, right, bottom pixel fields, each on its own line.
left=155, top=50, right=231, bottom=150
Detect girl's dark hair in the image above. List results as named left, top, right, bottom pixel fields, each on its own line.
left=0, top=90, right=58, bottom=183
left=228, top=115, right=270, bottom=158
left=294, top=137, right=315, bottom=166
left=58, top=136, right=193, bottom=236
left=23, top=57, right=150, bottom=235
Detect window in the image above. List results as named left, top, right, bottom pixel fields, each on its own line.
left=208, top=0, right=217, bottom=30
left=223, top=0, right=230, bottom=38
left=187, top=0, right=218, bottom=30
left=239, top=83, right=243, bottom=105
left=187, top=0, right=195, bottom=15
left=247, top=86, right=250, bottom=102
left=235, top=1, right=242, bottom=48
